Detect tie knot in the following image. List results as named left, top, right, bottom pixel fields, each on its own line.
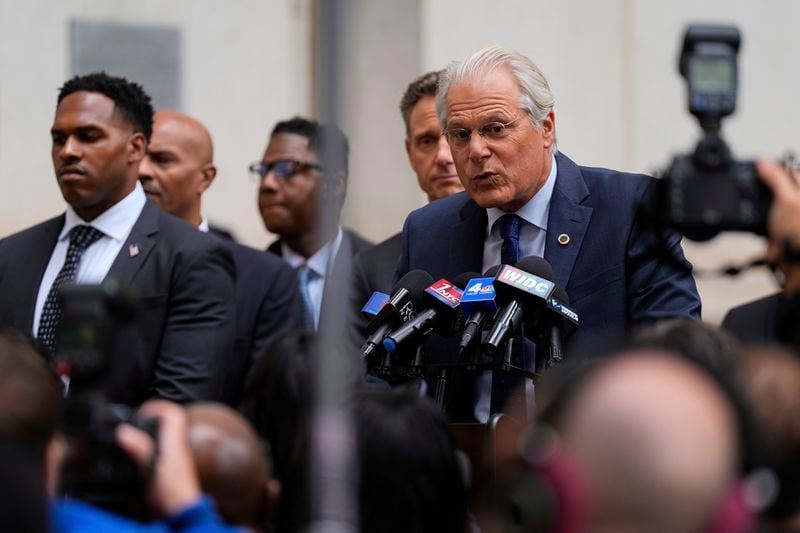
left=497, top=214, right=521, bottom=241
left=69, top=225, right=104, bottom=250
left=297, top=264, right=317, bottom=282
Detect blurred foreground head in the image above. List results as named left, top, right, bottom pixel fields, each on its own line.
left=0, top=331, right=55, bottom=532
left=498, top=348, right=768, bottom=533
left=240, top=330, right=316, bottom=533
left=186, top=402, right=279, bottom=531
left=735, top=347, right=800, bottom=529
left=557, top=350, right=740, bottom=533
left=354, top=389, right=467, bottom=533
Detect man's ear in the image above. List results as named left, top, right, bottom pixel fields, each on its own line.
left=331, top=170, right=347, bottom=204
left=44, top=434, right=66, bottom=498
left=197, top=163, right=217, bottom=194
left=264, top=478, right=281, bottom=522
left=253, top=478, right=282, bottom=526
left=541, top=110, right=556, bottom=149
left=128, top=132, right=147, bottom=163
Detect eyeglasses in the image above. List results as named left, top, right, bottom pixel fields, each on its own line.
left=442, top=115, right=525, bottom=150
left=248, top=159, right=323, bottom=181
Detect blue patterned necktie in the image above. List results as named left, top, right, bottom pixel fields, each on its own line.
left=37, top=225, right=104, bottom=354
left=498, top=214, right=521, bottom=266
left=297, top=265, right=317, bottom=331
left=491, top=213, right=527, bottom=415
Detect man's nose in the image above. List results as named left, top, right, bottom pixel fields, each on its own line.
left=435, top=136, right=455, bottom=166
left=58, top=136, right=81, bottom=160
left=138, top=156, right=155, bottom=180
left=258, top=168, right=281, bottom=193
left=467, top=132, right=491, bottom=162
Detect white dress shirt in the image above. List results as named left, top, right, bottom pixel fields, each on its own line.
left=281, top=227, right=344, bottom=329
left=475, top=155, right=558, bottom=422
left=33, top=183, right=147, bottom=336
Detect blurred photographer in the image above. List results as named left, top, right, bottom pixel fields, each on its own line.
left=722, top=160, right=800, bottom=347
left=0, top=330, right=238, bottom=532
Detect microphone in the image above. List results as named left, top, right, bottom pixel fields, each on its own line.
left=458, top=265, right=502, bottom=356
left=360, top=270, right=433, bottom=358
left=525, top=282, right=579, bottom=368
left=382, top=272, right=473, bottom=354
left=482, top=256, right=555, bottom=355
left=360, top=291, right=389, bottom=319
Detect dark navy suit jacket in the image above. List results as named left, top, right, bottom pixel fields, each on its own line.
left=0, top=202, right=236, bottom=405
left=397, top=153, right=701, bottom=419
left=220, top=240, right=304, bottom=405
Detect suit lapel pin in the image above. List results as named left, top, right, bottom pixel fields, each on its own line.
left=557, top=233, right=570, bottom=246
left=129, top=243, right=140, bottom=257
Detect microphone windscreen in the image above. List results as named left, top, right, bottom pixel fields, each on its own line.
left=516, top=256, right=553, bottom=280
left=393, top=270, right=434, bottom=304
left=483, top=264, right=502, bottom=277
left=451, top=272, right=480, bottom=290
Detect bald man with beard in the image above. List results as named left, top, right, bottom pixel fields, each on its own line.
left=186, top=403, right=280, bottom=531
left=139, top=111, right=303, bottom=404
left=536, top=351, right=746, bottom=533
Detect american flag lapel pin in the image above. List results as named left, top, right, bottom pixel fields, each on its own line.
left=129, top=243, right=140, bottom=257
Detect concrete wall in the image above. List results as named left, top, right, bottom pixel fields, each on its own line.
left=0, top=0, right=313, bottom=248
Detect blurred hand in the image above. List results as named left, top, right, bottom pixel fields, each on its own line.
left=757, top=159, right=800, bottom=292
left=116, top=400, right=202, bottom=517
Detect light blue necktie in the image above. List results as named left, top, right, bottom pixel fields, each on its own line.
left=297, top=265, right=317, bottom=331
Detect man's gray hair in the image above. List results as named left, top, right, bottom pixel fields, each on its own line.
left=436, top=45, right=556, bottom=137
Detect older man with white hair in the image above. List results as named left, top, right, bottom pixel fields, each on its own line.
left=396, top=45, right=701, bottom=422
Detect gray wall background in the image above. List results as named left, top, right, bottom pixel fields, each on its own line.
left=2, top=0, right=798, bottom=322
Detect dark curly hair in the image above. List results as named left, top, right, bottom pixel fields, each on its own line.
left=58, top=72, right=154, bottom=142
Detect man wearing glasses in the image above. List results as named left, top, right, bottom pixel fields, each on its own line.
left=139, top=110, right=302, bottom=404
left=254, top=117, right=372, bottom=331
left=396, top=46, right=701, bottom=422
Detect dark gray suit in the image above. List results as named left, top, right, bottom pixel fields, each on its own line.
left=221, top=240, right=303, bottom=405
left=268, top=228, right=372, bottom=367
left=349, top=232, right=401, bottom=355
left=267, top=229, right=373, bottom=325
left=0, top=201, right=236, bottom=405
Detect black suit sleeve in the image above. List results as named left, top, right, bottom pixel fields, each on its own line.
left=250, top=259, right=303, bottom=360
left=148, top=239, right=236, bottom=402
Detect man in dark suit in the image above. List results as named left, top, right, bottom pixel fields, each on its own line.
left=0, top=72, right=236, bottom=405
left=139, top=110, right=303, bottom=404
left=350, top=70, right=465, bottom=356
left=254, top=117, right=372, bottom=330
left=352, top=70, right=464, bottom=302
left=397, top=46, right=701, bottom=421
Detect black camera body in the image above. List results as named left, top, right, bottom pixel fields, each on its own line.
left=55, top=282, right=159, bottom=519
left=60, top=393, right=158, bottom=517
left=653, top=24, right=771, bottom=241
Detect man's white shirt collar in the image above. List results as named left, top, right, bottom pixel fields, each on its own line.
left=281, top=227, right=344, bottom=278
left=60, top=181, right=147, bottom=242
